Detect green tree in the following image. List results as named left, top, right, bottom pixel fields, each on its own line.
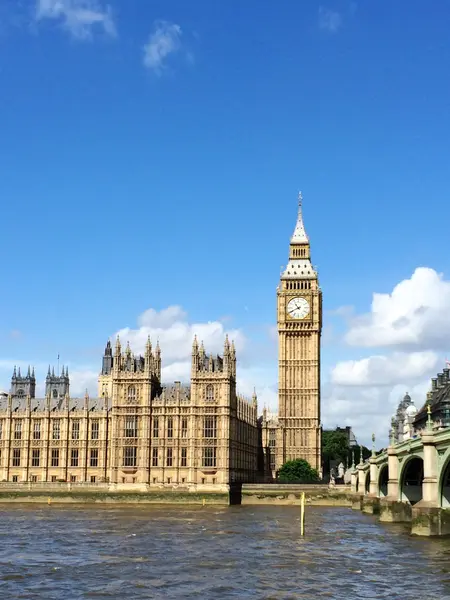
left=352, top=445, right=371, bottom=465
left=322, top=430, right=350, bottom=467
left=278, top=459, right=320, bottom=483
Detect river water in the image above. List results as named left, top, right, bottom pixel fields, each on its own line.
left=0, top=504, right=450, bottom=599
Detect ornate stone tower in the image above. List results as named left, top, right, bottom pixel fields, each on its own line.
left=108, top=336, right=162, bottom=484
left=10, top=365, right=36, bottom=398
left=276, top=192, right=322, bottom=473
left=45, top=365, right=70, bottom=399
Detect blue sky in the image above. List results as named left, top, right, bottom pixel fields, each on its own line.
left=1, top=0, right=450, bottom=445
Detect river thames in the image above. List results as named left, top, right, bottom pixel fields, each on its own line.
left=1, top=504, right=450, bottom=599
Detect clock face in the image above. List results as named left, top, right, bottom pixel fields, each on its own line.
left=287, top=297, right=310, bottom=319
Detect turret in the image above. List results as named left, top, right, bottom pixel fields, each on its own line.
left=191, top=335, right=199, bottom=374
left=10, top=363, right=36, bottom=399
left=102, top=340, right=113, bottom=375
left=223, top=334, right=230, bottom=370
left=155, top=340, right=161, bottom=379
left=144, top=335, right=153, bottom=373
left=114, top=335, right=122, bottom=372
left=230, top=340, right=236, bottom=377
left=45, top=364, right=70, bottom=399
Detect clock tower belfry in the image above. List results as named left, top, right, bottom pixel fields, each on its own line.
left=276, top=192, right=322, bottom=473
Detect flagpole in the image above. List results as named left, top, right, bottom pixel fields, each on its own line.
left=57, top=354, right=60, bottom=377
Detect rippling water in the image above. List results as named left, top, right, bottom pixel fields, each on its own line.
left=1, top=504, right=450, bottom=599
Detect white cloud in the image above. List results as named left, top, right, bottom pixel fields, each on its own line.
left=331, top=351, right=439, bottom=387
left=36, top=0, right=116, bottom=39
left=325, top=351, right=441, bottom=446
left=143, top=20, right=183, bottom=74
left=324, top=266, right=450, bottom=446
left=115, top=304, right=245, bottom=364
left=318, top=7, right=342, bottom=33
left=322, top=380, right=431, bottom=448
left=345, top=268, right=450, bottom=349
left=65, top=368, right=99, bottom=396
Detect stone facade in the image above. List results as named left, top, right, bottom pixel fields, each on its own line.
left=414, top=367, right=450, bottom=432
left=275, top=193, right=322, bottom=473
left=389, top=392, right=418, bottom=443
left=260, top=408, right=278, bottom=478
left=0, top=336, right=259, bottom=490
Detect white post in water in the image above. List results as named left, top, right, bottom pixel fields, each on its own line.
left=300, top=492, right=305, bottom=536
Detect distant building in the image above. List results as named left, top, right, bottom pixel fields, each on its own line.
left=323, top=426, right=358, bottom=448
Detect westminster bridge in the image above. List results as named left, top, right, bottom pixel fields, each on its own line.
left=351, top=418, right=450, bottom=536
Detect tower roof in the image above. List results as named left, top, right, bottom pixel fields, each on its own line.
left=290, top=191, right=309, bottom=244
left=281, top=192, right=317, bottom=280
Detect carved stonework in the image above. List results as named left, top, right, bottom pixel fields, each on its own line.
left=123, top=438, right=137, bottom=446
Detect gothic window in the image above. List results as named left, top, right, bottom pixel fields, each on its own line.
left=152, top=448, right=158, bottom=467
left=51, top=448, right=59, bottom=467
left=202, top=447, right=216, bottom=468
left=0, top=420, right=3, bottom=440
left=52, top=420, right=61, bottom=440
left=206, top=385, right=214, bottom=402
left=166, top=448, right=173, bottom=467
left=153, top=417, right=159, bottom=438
left=124, top=446, right=137, bottom=467
left=33, top=420, right=41, bottom=440
left=53, top=389, right=58, bottom=399
left=181, top=418, right=188, bottom=438
left=32, top=449, right=40, bottom=467
left=12, top=448, right=20, bottom=467
left=71, top=420, right=80, bottom=440
left=124, top=416, right=137, bottom=438
left=268, top=429, right=276, bottom=448
left=90, top=448, right=99, bottom=467
left=181, top=447, right=187, bottom=467
left=91, top=420, right=99, bottom=440
left=14, top=420, right=22, bottom=440
left=71, top=449, right=79, bottom=467
left=17, top=389, right=24, bottom=398
left=167, top=417, right=173, bottom=438
left=203, top=417, right=217, bottom=439
left=127, top=386, right=136, bottom=404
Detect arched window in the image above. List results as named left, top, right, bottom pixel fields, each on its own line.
left=127, top=386, right=136, bottom=403
left=52, top=389, right=58, bottom=398
left=206, top=385, right=214, bottom=401
left=17, top=389, right=24, bottom=398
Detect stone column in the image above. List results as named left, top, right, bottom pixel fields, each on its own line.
left=421, top=430, right=438, bottom=505
left=350, top=468, right=358, bottom=492
left=358, top=465, right=366, bottom=493
left=387, top=447, right=399, bottom=500
left=369, top=458, right=378, bottom=496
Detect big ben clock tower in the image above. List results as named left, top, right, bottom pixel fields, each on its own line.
left=276, top=192, right=322, bottom=473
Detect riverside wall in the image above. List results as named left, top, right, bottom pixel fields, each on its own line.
left=0, top=482, right=352, bottom=506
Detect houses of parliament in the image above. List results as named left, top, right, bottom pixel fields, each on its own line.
left=0, top=194, right=322, bottom=487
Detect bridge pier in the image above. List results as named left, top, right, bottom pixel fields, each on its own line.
left=411, top=506, right=450, bottom=536
left=351, top=494, right=363, bottom=511
left=361, top=495, right=380, bottom=515
left=378, top=497, right=412, bottom=523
